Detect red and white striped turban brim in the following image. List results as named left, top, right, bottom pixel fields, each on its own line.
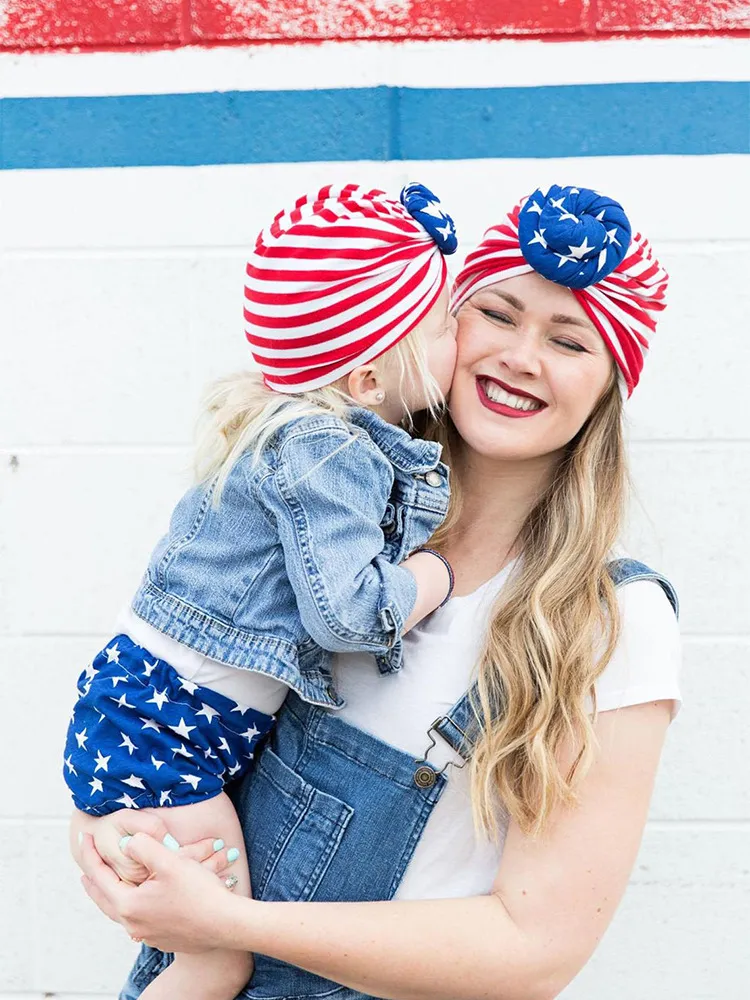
left=245, top=182, right=457, bottom=393
left=451, top=185, right=669, bottom=395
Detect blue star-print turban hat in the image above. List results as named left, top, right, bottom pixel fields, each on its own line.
left=451, top=184, right=669, bottom=395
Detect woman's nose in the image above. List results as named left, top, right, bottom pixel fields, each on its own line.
left=497, top=332, right=542, bottom=377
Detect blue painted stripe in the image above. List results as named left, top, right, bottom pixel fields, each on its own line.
left=2, top=81, right=748, bottom=169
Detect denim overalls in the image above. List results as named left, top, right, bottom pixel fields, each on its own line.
left=120, top=559, right=678, bottom=1000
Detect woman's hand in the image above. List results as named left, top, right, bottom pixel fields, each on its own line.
left=71, top=808, right=237, bottom=887
left=79, top=832, right=247, bottom=953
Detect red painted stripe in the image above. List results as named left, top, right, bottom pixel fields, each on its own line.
left=596, top=0, right=750, bottom=32
left=0, top=0, right=747, bottom=50
left=192, top=0, right=584, bottom=43
left=0, top=0, right=183, bottom=49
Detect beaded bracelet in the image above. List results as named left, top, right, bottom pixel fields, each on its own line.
left=414, top=547, right=455, bottom=608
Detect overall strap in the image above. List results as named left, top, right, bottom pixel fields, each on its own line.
left=421, top=558, right=679, bottom=769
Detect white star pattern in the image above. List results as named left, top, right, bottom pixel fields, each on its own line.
left=567, top=237, right=594, bottom=260
left=104, top=643, right=121, bottom=664
left=526, top=200, right=543, bottom=215
left=122, top=774, right=146, bottom=790
left=119, top=733, right=138, bottom=755
left=195, top=703, right=220, bottom=724
left=140, top=717, right=162, bottom=732
left=89, top=777, right=104, bottom=796
left=65, top=755, right=77, bottom=776
left=146, top=689, right=169, bottom=711
left=142, top=659, right=158, bottom=678
left=241, top=725, right=261, bottom=743
left=528, top=228, right=547, bottom=249
left=110, top=675, right=129, bottom=688
left=172, top=744, right=194, bottom=759
left=231, top=703, right=250, bottom=716
left=596, top=248, right=609, bottom=272
left=151, top=755, right=166, bottom=770
left=595, top=209, right=606, bottom=221
left=549, top=197, right=566, bottom=211
left=169, top=717, right=197, bottom=741
left=180, top=774, right=202, bottom=791
left=74, top=727, right=89, bottom=750
left=93, top=750, right=111, bottom=773
left=115, top=793, right=139, bottom=809
left=556, top=253, right=577, bottom=268
left=84, top=662, right=97, bottom=681
left=436, top=220, right=454, bottom=241
left=159, top=790, right=172, bottom=805
left=228, top=762, right=242, bottom=777
left=605, top=227, right=620, bottom=246
left=217, top=737, right=231, bottom=754
left=558, top=209, right=579, bottom=224
left=179, top=678, right=199, bottom=696
left=111, top=693, right=135, bottom=709
left=204, top=747, right=217, bottom=759
left=419, top=202, right=446, bottom=220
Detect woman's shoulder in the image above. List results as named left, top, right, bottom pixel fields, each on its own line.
left=595, top=560, right=683, bottom=718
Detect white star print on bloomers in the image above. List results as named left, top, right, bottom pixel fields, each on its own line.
left=64, top=634, right=275, bottom=815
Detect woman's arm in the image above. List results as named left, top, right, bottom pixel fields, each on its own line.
left=81, top=699, right=671, bottom=1000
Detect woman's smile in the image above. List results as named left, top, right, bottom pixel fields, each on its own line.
left=475, top=375, right=548, bottom=418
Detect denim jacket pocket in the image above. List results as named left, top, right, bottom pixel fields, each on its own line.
left=247, top=747, right=354, bottom=903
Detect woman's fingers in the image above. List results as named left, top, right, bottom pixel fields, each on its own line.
left=79, top=833, right=124, bottom=894
left=81, top=874, right=121, bottom=924
left=178, top=837, right=223, bottom=864
left=122, top=831, right=177, bottom=874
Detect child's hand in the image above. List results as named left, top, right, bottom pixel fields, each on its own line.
left=70, top=809, right=233, bottom=886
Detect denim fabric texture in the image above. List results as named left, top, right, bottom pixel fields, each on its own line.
left=119, top=559, right=677, bottom=1000
left=130, top=407, right=450, bottom=708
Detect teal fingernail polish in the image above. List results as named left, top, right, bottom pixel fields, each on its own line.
left=226, top=847, right=240, bottom=863
left=212, top=839, right=225, bottom=852
left=119, top=835, right=132, bottom=852
left=163, top=833, right=180, bottom=852
left=77, top=831, right=83, bottom=847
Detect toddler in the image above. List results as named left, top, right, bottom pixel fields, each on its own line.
left=66, top=182, right=458, bottom=999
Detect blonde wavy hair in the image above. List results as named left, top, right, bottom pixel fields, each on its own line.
left=420, top=374, right=627, bottom=838
left=194, top=321, right=445, bottom=501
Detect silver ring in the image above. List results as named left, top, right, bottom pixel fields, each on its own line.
left=224, top=873, right=239, bottom=891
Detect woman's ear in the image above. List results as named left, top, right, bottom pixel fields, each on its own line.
left=346, top=365, right=386, bottom=407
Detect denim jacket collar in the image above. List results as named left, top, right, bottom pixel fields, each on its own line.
left=346, top=407, right=443, bottom=475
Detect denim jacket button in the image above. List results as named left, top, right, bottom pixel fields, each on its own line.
left=424, top=470, right=442, bottom=488
left=414, top=765, right=436, bottom=789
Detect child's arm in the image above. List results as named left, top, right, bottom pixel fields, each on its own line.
left=259, top=425, right=451, bottom=656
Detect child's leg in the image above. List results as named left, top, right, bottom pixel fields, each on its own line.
left=138, top=793, right=253, bottom=1000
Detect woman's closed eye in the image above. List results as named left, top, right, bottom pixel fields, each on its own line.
left=553, top=337, right=588, bottom=353
left=480, top=308, right=514, bottom=325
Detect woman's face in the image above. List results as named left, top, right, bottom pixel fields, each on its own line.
left=449, top=272, right=614, bottom=463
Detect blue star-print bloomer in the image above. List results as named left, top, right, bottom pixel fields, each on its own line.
left=64, top=635, right=274, bottom=815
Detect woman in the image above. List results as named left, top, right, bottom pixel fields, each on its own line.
left=78, top=183, right=681, bottom=1000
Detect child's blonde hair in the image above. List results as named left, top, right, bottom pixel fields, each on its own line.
left=195, top=321, right=444, bottom=502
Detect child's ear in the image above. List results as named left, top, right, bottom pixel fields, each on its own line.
left=346, top=365, right=385, bottom=406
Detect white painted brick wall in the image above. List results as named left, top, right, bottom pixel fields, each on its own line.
left=2, top=42, right=749, bottom=999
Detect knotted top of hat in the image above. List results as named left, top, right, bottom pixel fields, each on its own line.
left=451, top=184, right=668, bottom=394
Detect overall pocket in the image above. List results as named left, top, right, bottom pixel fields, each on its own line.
left=246, top=747, right=355, bottom=903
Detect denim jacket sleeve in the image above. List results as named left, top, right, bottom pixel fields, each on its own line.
left=257, top=423, right=418, bottom=662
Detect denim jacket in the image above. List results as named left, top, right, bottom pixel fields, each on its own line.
left=131, top=407, right=450, bottom=709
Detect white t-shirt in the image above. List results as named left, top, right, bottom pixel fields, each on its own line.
left=333, top=560, right=682, bottom=901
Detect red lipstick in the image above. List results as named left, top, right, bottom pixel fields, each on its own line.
left=475, top=376, right=547, bottom=419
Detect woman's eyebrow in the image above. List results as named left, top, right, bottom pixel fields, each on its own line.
left=551, top=313, right=597, bottom=333
left=487, top=289, right=525, bottom=311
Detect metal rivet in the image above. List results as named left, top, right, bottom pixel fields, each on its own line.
left=414, top=765, right=436, bottom=789
left=425, top=470, right=442, bottom=488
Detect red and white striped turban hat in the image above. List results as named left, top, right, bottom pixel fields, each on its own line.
left=245, top=182, right=458, bottom=393
left=452, top=185, right=669, bottom=395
